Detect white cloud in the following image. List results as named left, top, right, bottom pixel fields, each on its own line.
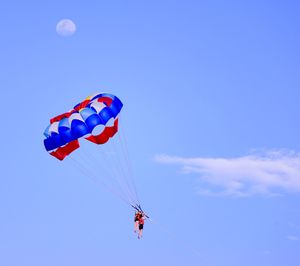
left=155, top=150, right=300, bottom=196
left=287, top=235, right=300, bottom=241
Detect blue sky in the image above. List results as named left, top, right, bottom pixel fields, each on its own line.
left=0, top=0, right=300, bottom=265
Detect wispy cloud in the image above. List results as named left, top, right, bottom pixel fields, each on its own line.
left=287, top=235, right=300, bottom=241
left=155, top=150, right=300, bottom=197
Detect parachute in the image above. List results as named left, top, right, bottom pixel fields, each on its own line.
left=44, top=93, right=122, bottom=160
left=43, top=92, right=141, bottom=209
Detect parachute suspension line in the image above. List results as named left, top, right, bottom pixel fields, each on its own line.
left=117, top=130, right=140, bottom=206
left=111, top=133, right=138, bottom=207
left=69, top=156, right=130, bottom=204
left=79, top=145, right=115, bottom=183
left=111, top=137, right=138, bottom=206
left=79, top=143, right=137, bottom=206
left=77, top=145, right=135, bottom=206
left=117, top=115, right=141, bottom=206
left=69, top=154, right=133, bottom=206
left=78, top=144, right=126, bottom=199
left=68, top=154, right=132, bottom=206
left=77, top=147, right=130, bottom=203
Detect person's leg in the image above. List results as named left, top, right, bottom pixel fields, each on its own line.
left=138, top=224, right=143, bottom=239
left=134, top=221, right=138, bottom=232
left=138, top=229, right=142, bottom=239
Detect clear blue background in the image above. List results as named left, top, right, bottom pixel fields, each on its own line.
left=0, top=1, right=299, bottom=265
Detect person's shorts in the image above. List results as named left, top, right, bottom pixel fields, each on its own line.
left=139, top=224, right=144, bottom=230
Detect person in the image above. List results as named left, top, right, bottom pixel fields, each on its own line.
left=134, top=211, right=142, bottom=233
left=137, top=212, right=146, bottom=239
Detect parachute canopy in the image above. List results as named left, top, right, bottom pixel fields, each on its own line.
left=43, top=93, right=123, bottom=160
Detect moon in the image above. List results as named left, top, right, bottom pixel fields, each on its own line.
left=56, top=19, right=76, bottom=37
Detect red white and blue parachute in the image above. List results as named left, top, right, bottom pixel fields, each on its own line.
left=43, top=93, right=123, bottom=160
left=43, top=92, right=143, bottom=212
